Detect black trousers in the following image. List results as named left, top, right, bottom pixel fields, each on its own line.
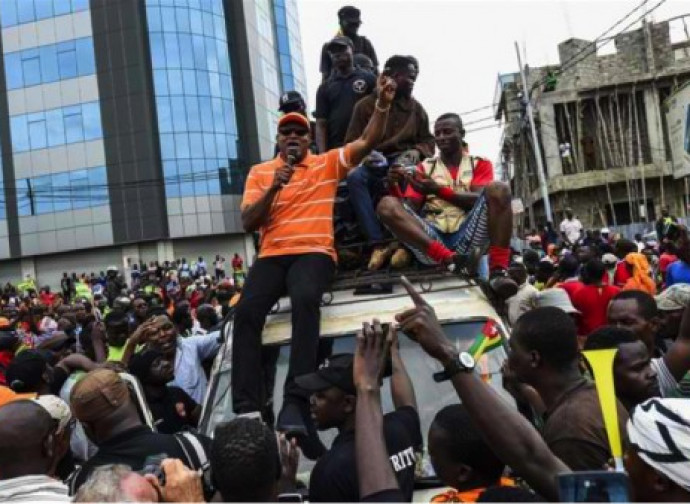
left=232, top=253, right=335, bottom=414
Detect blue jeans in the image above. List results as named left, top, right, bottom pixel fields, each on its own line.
left=346, top=162, right=391, bottom=244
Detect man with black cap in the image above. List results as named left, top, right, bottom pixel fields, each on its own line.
left=345, top=54, right=435, bottom=270
left=320, top=6, right=378, bottom=82
left=276, top=91, right=318, bottom=155
left=298, top=324, right=421, bottom=502
left=234, top=74, right=397, bottom=459
left=315, top=36, right=375, bottom=153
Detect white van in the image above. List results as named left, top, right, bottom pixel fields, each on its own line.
left=200, top=271, right=513, bottom=501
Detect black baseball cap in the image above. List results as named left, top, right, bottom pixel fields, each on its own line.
left=338, top=6, right=361, bottom=21
left=278, top=91, right=305, bottom=113
left=6, top=350, right=48, bottom=393
left=327, top=35, right=354, bottom=52
left=296, top=354, right=355, bottom=394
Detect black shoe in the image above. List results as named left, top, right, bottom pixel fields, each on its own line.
left=449, top=246, right=483, bottom=278
left=277, top=400, right=325, bottom=460
left=276, top=401, right=308, bottom=437
left=489, top=268, right=519, bottom=299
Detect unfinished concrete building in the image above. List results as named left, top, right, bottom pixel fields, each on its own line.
left=496, top=16, right=690, bottom=232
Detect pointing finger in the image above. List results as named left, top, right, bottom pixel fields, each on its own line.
left=400, top=275, right=427, bottom=307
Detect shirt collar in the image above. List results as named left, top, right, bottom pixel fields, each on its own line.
left=274, top=151, right=314, bottom=167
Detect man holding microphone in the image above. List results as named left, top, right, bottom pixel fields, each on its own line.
left=233, top=74, right=397, bottom=458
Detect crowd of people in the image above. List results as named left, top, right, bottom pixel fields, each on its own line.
left=0, top=4, right=689, bottom=503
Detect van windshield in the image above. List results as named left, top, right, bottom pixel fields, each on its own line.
left=201, top=317, right=512, bottom=481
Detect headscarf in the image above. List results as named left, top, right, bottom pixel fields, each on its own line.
left=622, top=253, right=656, bottom=295
left=628, top=398, right=690, bottom=491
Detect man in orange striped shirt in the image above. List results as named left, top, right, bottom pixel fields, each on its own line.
left=232, top=74, right=396, bottom=458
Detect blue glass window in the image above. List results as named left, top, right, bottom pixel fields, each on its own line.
left=1, top=0, right=89, bottom=28
left=10, top=102, right=103, bottom=153
left=147, top=0, right=239, bottom=201
left=4, top=37, right=96, bottom=90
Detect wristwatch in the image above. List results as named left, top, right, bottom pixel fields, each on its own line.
left=433, top=352, right=476, bottom=382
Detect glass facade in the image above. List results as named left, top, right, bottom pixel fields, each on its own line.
left=145, top=0, right=239, bottom=200
left=16, top=165, right=107, bottom=216
left=9, top=102, right=103, bottom=152
left=0, top=0, right=89, bottom=28
left=272, top=0, right=306, bottom=98
left=4, top=37, right=96, bottom=89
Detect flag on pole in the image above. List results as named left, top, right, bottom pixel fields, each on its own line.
left=467, top=320, right=503, bottom=360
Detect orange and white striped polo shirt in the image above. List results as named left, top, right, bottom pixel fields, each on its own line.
left=241, top=145, right=353, bottom=261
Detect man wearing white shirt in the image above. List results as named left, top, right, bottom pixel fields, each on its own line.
left=559, top=208, right=582, bottom=247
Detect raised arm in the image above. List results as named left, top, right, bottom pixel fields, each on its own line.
left=347, top=74, right=396, bottom=167
left=389, top=330, right=417, bottom=411
left=354, top=320, right=401, bottom=501
left=396, top=277, right=568, bottom=501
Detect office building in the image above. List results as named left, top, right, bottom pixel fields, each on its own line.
left=0, top=0, right=307, bottom=286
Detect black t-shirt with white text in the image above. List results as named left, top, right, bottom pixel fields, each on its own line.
left=309, top=406, right=422, bottom=502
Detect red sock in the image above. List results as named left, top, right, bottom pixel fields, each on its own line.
left=489, top=246, right=510, bottom=271
left=426, top=241, right=454, bottom=263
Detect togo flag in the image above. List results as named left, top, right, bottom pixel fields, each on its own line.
left=467, top=320, right=503, bottom=360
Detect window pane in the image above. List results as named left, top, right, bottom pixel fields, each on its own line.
left=46, top=108, right=65, bottom=147
left=22, top=56, right=41, bottom=87
left=17, top=179, right=31, bottom=216
left=179, top=33, right=194, bottom=69
left=170, top=96, right=187, bottom=132
left=202, top=130, right=215, bottom=157
left=160, top=7, right=176, bottom=32
left=57, top=46, right=78, bottom=80
left=192, top=34, right=205, bottom=69
left=168, top=69, right=183, bottom=95
left=5, top=52, right=23, bottom=89
left=28, top=116, right=47, bottom=150
left=160, top=133, right=175, bottom=160
left=189, top=132, right=203, bottom=157
left=163, top=161, right=179, bottom=198
left=178, top=159, right=193, bottom=196
left=53, top=0, right=71, bottom=16
left=39, top=45, right=59, bottom=83
left=189, top=8, right=202, bottom=34
left=10, top=115, right=29, bottom=152
left=76, top=38, right=96, bottom=76
left=185, top=95, right=200, bottom=131
left=34, top=0, right=53, bottom=20
left=163, top=33, right=180, bottom=68
left=82, top=103, right=102, bottom=141
left=64, top=111, right=84, bottom=144
left=149, top=33, right=165, bottom=68
left=175, top=132, right=190, bottom=158
left=70, top=169, right=89, bottom=209
left=146, top=6, right=161, bottom=32
left=17, top=0, right=35, bottom=24
left=89, top=166, right=108, bottom=204
left=175, top=6, right=190, bottom=33
left=71, top=0, right=90, bottom=12
left=153, top=69, right=169, bottom=95
left=182, top=69, right=197, bottom=95
left=52, top=171, right=70, bottom=212
left=1, top=0, right=18, bottom=27
left=156, top=97, right=172, bottom=133
left=34, top=175, right=53, bottom=214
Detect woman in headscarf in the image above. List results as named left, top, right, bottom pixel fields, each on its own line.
left=622, top=252, right=656, bottom=295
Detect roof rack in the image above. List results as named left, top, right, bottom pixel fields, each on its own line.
left=331, top=264, right=476, bottom=292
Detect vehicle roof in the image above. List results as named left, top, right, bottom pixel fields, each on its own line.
left=261, top=276, right=501, bottom=345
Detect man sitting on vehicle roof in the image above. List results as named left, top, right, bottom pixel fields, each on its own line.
left=377, top=112, right=518, bottom=298
left=233, top=73, right=397, bottom=459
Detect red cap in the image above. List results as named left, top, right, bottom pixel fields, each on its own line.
left=278, top=112, right=310, bottom=130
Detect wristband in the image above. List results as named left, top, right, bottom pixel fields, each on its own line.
left=437, top=187, right=455, bottom=201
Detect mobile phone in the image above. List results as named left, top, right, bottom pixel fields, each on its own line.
left=139, top=453, right=168, bottom=486
left=277, top=493, right=303, bottom=502
left=557, top=471, right=630, bottom=502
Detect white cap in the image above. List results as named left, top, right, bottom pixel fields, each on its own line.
left=601, top=227, right=610, bottom=234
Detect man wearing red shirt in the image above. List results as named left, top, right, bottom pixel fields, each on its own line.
left=571, top=259, right=620, bottom=338
left=658, top=242, right=678, bottom=285
left=377, top=113, right=517, bottom=298
left=553, top=254, right=583, bottom=301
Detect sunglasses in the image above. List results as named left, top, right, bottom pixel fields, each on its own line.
left=279, top=127, right=309, bottom=137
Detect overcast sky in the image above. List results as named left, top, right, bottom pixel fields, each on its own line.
left=296, top=0, right=690, bottom=164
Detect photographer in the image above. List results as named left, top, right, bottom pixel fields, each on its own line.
left=74, top=458, right=203, bottom=502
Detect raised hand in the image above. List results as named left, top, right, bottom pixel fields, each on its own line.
left=353, top=319, right=393, bottom=392
left=396, top=276, right=455, bottom=364
left=376, top=74, right=397, bottom=107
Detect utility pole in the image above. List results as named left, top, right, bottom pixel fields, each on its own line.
left=515, top=41, right=553, bottom=223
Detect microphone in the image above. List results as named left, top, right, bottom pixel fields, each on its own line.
left=283, top=146, right=300, bottom=187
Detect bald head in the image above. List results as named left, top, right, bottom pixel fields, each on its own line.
left=0, top=400, right=55, bottom=478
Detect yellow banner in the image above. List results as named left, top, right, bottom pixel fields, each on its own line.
left=582, top=349, right=624, bottom=471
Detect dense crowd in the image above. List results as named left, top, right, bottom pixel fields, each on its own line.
left=0, top=4, right=689, bottom=503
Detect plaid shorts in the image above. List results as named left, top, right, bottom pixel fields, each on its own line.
left=402, top=191, right=489, bottom=265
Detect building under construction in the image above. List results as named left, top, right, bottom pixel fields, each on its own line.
left=496, top=15, right=690, bottom=232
